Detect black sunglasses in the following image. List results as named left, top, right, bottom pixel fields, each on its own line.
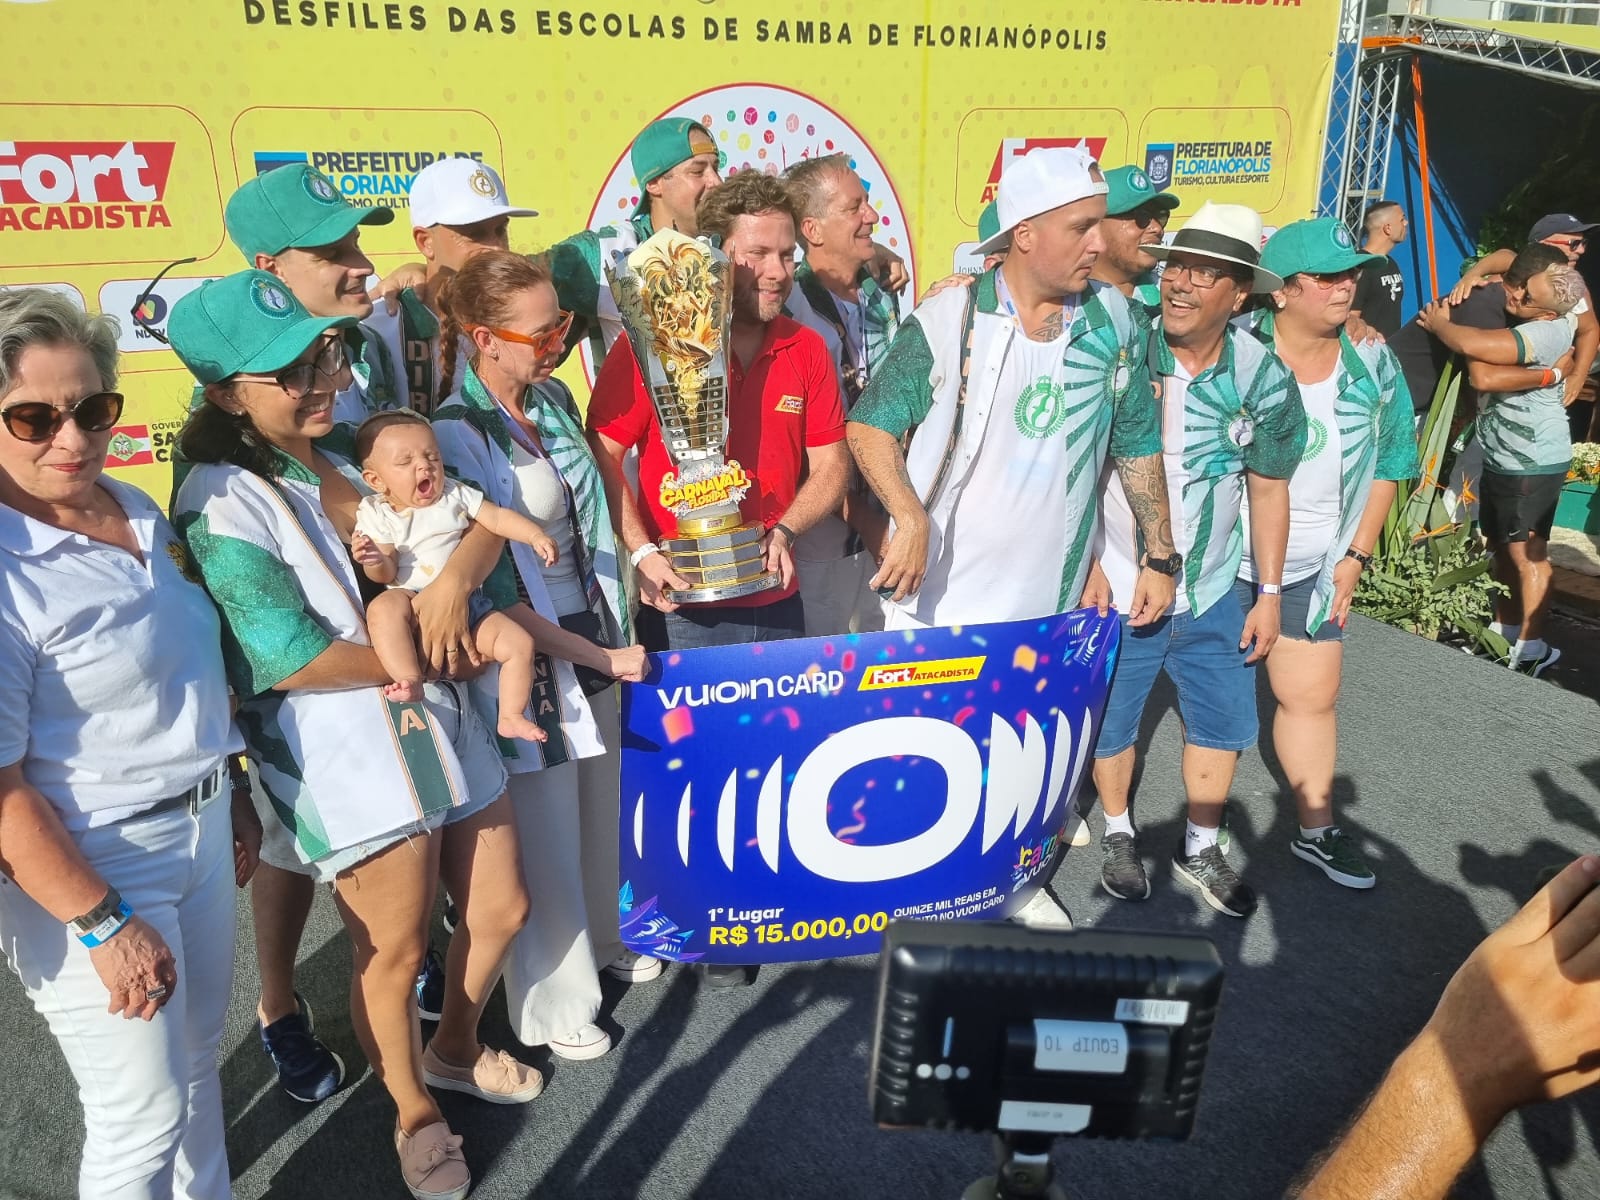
left=129, top=257, right=199, bottom=345
left=232, top=335, right=350, bottom=399
left=1, top=391, right=125, bottom=443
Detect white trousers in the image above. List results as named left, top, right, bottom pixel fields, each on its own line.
left=501, top=686, right=622, bottom=1047
left=798, top=551, right=887, bottom=637
left=0, top=800, right=235, bottom=1200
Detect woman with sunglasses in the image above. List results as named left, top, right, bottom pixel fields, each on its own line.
left=432, top=250, right=652, bottom=1064
left=1236, top=219, right=1419, bottom=891
left=0, top=288, right=250, bottom=1197
left=168, top=270, right=539, bottom=1200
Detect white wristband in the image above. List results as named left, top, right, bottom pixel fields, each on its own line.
left=1553, top=365, right=1565, bottom=384
left=1256, top=582, right=1283, bottom=596
left=630, top=543, right=662, bottom=569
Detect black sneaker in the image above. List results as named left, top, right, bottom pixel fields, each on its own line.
left=1291, top=827, right=1376, bottom=889
left=695, top=963, right=753, bottom=990
left=259, top=994, right=345, bottom=1103
left=1173, top=845, right=1257, bottom=918
left=1513, top=645, right=1562, bottom=678
left=1100, top=833, right=1150, bottom=900
left=441, top=900, right=458, bottom=936
left=415, top=946, right=445, bottom=1022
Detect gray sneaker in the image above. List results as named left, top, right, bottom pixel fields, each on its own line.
left=1291, top=827, right=1376, bottom=889
left=1100, top=833, right=1150, bottom=900
left=1173, top=845, right=1257, bottom=918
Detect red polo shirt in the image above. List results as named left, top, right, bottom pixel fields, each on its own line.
left=587, top=315, right=845, bottom=605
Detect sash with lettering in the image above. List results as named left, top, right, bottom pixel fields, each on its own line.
left=178, top=456, right=469, bottom=861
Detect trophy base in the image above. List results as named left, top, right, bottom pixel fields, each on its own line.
left=661, top=518, right=782, bottom=605
left=665, top=571, right=782, bottom=605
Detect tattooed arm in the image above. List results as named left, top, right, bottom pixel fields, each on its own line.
left=847, top=421, right=930, bottom=602
left=1114, top=451, right=1177, bottom=625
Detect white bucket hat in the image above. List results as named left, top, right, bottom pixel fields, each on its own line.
left=1142, top=201, right=1284, bottom=293
left=974, top=145, right=1109, bottom=256
left=408, top=158, right=539, bottom=228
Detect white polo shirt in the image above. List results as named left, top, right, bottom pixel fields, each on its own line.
left=0, top=478, right=242, bottom=831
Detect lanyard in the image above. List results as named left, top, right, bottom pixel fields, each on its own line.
left=995, top=269, right=1076, bottom=335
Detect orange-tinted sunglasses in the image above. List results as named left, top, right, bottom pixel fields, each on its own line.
left=473, top=311, right=574, bottom=358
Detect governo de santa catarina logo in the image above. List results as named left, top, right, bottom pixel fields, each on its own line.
left=250, top=278, right=293, bottom=318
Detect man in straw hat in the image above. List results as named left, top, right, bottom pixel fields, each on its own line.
left=1087, top=201, right=1307, bottom=919
left=846, top=145, right=1179, bottom=929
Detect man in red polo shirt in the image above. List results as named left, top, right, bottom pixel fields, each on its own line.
left=588, top=171, right=850, bottom=651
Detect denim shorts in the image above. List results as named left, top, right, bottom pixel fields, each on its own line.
left=1094, top=593, right=1258, bottom=758
left=1234, top=575, right=1342, bottom=644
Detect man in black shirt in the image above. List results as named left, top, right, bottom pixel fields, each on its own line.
left=1351, top=200, right=1408, bottom=335
left=1387, top=243, right=1569, bottom=413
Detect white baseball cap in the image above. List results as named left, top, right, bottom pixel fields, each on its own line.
left=408, top=158, right=538, bottom=228
left=975, top=145, right=1109, bottom=256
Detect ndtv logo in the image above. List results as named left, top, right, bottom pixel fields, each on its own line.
left=983, top=137, right=1108, bottom=203
left=0, top=142, right=176, bottom=232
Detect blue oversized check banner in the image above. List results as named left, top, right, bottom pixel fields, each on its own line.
left=617, top=609, right=1119, bottom=965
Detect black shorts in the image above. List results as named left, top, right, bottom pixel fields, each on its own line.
left=1479, top=468, right=1565, bottom=543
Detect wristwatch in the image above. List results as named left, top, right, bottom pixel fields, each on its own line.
left=1144, top=551, right=1184, bottom=577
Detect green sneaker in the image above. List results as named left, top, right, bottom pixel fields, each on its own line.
left=1291, top=828, right=1375, bottom=890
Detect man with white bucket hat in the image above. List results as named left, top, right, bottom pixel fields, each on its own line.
left=1087, top=201, right=1307, bottom=919
left=847, top=144, right=1179, bottom=930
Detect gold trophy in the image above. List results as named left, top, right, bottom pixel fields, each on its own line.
left=607, top=230, right=779, bottom=604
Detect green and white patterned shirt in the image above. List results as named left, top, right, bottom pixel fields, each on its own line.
left=1478, top=312, right=1579, bottom=476
left=850, top=266, right=1159, bottom=625
left=548, top=213, right=655, bottom=368
left=1102, top=320, right=1306, bottom=618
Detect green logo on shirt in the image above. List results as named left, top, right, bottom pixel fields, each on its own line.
left=1015, top=377, right=1068, bottom=439
left=1302, top=417, right=1328, bottom=462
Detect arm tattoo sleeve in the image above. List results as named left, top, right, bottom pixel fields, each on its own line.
left=1115, top=452, right=1175, bottom=557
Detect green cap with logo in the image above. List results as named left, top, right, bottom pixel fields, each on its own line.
left=1261, top=217, right=1379, bottom=280
left=977, top=201, right=1001, bottom=244
left=225, top=164, right=394, bottom=261
left=631, top=118, right=718, bottom=215
left=1104, top=165, right=1180, bottom=218
left=168, top=269, right=356, bottom=385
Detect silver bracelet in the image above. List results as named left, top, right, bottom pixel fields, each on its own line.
left=629, top=543, right=662, bottom=569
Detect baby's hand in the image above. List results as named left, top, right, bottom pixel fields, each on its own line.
left=532, top=532, right=559, bottom=567
left=352, top=532, right=385, bottom=567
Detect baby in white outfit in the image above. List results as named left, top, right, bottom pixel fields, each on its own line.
left=351, top=410, right=558, bottom=743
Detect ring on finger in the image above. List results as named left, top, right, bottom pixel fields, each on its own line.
left=145, top=984, right=169, bottom=1001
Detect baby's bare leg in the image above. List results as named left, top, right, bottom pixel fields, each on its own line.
left=368, top=589, right=425, bottom=702
left=476, top=610, right=546, bottom=742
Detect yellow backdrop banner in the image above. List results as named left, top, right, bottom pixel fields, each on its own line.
left=1, top=0, right=1339, bottom=499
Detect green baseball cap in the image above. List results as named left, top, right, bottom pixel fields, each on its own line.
left=631, top=118, right=717, bottom=215
left=225, top=164, right=394, bottom=261
left=1104, top=165, right=1180, bottom=218
left=168, top=269, right=355, bottom=385
left=1261, top=217, right=1380, bottom=280
left=977, top=201, right=1001, bottom=244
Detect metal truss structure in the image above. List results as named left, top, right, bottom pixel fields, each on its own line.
left=1320, top=1, right=1600, bottom=231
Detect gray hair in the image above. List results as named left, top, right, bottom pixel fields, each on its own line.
left=783, top=153, right=856, bottom=223
left=0, top=288, right=121, bottom=399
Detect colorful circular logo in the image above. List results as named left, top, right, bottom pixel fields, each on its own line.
left=1226, top=414, right=1255, bottom=449
left=1302, top=417, right=1328, bottom=462
left=468, top=167, right=497, bottom=198
left=1014, top=378, right=1069, bottom=439
left=1333, top=223, right=1354, bottom=250
left=250, top=278, right=293, bottom=318
left=1130, top=168, right=1149, bottom=190
left=303, top=170, right=340, bottom=205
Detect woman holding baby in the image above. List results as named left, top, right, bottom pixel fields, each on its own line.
left=168, top=269, right=535, bottom=1200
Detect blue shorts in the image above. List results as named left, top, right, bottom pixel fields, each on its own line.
left=1094, top=594, right=1258, bottom=759
left=1234, top=576, right=1342, bottom=644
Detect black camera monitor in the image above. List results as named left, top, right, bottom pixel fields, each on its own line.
left=870, top=921, right=1224, bottom=1142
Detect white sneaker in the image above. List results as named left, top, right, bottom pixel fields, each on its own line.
left=1066, top=810, right=1092, bottom=848
left=1011, top=889, right=1073, bottom=930
left=548, top=1023, right=612, bottom=1061
left=603, top=949, right=664, bottom=982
